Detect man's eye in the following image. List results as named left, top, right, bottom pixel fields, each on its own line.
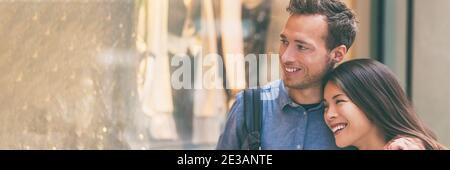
left=280, top=39, right=288, bottom=45
left=297, top=45, right=308, bottom=50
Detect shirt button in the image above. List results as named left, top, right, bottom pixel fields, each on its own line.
left=297, top=145, right=303, bottom=149
left=303, top=111, right=307, bottom=115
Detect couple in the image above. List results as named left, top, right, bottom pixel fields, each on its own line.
left=216, top=0, right=445, bottom=150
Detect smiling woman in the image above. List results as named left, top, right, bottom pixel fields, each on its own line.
left=323, top=59, right=446, bottom=150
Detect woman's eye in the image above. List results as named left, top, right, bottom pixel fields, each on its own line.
left=323, top=104, right=328, bottom=111
left=280, top=39, right=288, bottom=45
left=335, top=100, right=345, bottom=104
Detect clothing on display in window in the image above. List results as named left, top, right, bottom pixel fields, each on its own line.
left=135, top=0, right=178, bottom=140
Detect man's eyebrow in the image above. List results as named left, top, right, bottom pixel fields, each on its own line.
left=280, top=34, right=312, bottom=46
left=294, top=39, right=313, bottom=46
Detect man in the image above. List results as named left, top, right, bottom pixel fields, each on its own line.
left=217, top=0, right=422, bottom=150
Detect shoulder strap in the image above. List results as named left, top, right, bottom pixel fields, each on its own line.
left=243, top=88, right=262, bottom=150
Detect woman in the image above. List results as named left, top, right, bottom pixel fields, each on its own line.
left=323, top=59, right=446, bottom=150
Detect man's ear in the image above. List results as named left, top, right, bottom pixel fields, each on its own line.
left=330, top=45, right=347, bottom=64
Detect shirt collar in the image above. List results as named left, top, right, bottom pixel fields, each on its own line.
left=278, top=80, right=297, bottom=109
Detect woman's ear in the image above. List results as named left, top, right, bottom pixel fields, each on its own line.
left=331, top=45, right=347, bottom=63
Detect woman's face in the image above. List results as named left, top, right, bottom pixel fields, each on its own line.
left=323, top=81, right=379, bottom=148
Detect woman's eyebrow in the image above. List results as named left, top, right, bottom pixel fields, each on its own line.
left=332, top=94, right=344, bottom=100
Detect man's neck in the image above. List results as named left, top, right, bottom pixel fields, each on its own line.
left=285, top=84, right=323, bottom=105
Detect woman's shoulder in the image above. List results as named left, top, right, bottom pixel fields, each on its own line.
left=384, top=136, right=425, bottom=150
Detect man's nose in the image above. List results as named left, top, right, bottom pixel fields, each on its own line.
left=281, top=47, right=296, bottom=63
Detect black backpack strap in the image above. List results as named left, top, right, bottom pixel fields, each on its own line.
left=243, top=88, right=262, bottom=150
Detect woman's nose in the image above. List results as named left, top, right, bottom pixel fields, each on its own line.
left=325, top=109, right=337, bottom=121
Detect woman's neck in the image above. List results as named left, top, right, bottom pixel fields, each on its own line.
left=354, top=127, right=387, bottom=150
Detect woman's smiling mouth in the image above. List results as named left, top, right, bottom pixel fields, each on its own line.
left=330, top=123, right=348, bottom=135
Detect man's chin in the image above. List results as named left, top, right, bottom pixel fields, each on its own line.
left=283, top=79, right=320, bottom=90
left=283, top=79, right=304, bottom=89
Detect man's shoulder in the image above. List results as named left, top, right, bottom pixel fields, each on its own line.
left=236, top=80, right=282, bottom=100
left=260, top=80, right=282, bottom=91
left=259, top=80, right=282, bottom=101
left=231, top=80, right=283, bottom=111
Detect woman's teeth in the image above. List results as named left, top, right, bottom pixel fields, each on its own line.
left=332, top=123, right=347, bottom=134
left=285, top=67, right=300, bottom=73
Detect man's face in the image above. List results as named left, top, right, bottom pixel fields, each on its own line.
left=279, top=14, right=334, bottom=89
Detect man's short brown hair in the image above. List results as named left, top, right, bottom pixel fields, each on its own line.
left=287, top=0, right=358, bottom=50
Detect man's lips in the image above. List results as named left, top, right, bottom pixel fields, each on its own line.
left=284, top=66, right=302, bottom=73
